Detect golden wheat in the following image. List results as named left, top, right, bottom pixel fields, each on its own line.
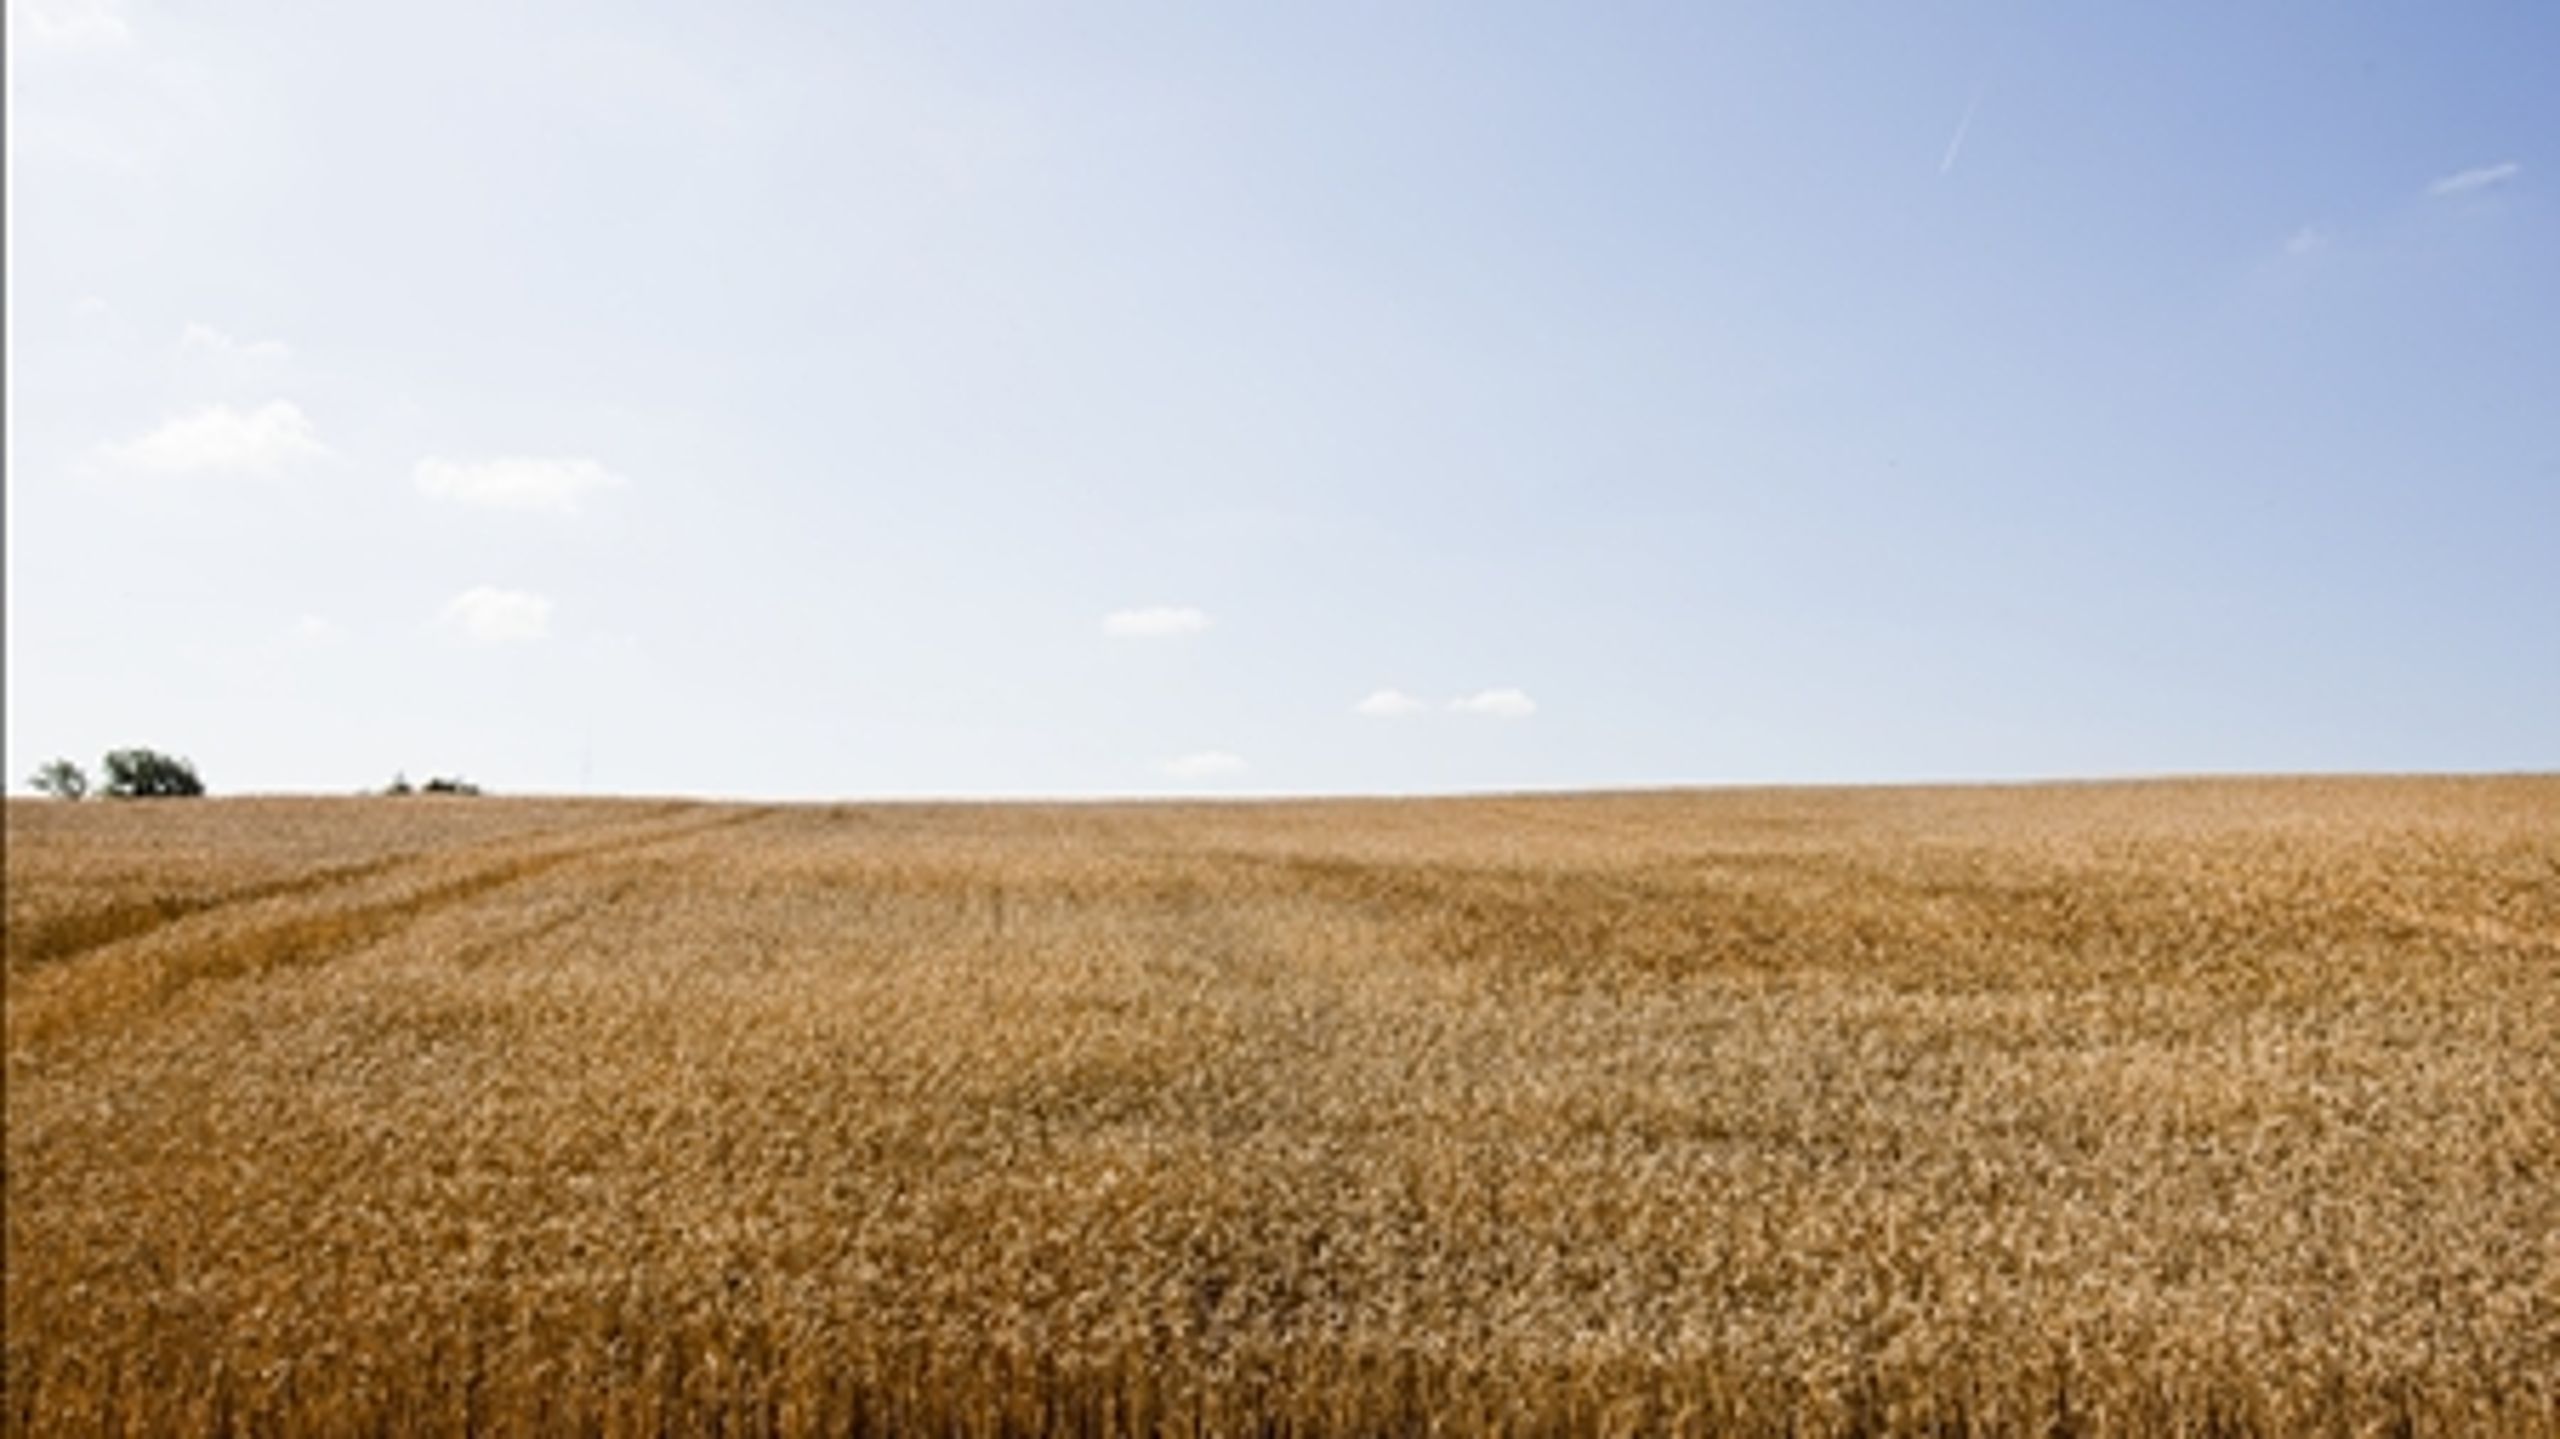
left=7, top=778, right=2557, bottom=1435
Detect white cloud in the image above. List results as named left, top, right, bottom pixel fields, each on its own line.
left=2428, top=162, right=2521, bottom=197
left=1103, top=606, right=1211, bottom=638
left=2284, top=227, right=2328, bottom=257
left=1937, top=85, right=1982, bottom=177
left=104, top=402, right=329, bottom=476
left=13, top=0, right=130, bottom=47
left=179, top=323, right=291, bottom=363
left=1354, top=688, right=1428, bottom=717
left=415, top=456, right=627, bottom=514
left=1449, top=688, right=1537, bottom=718
left=438, top=587, right=554, bottom=645
left=1162, top=750, right=1247, bottom=779
left=74, top=295, right=110, bottom=317
left=290, top=614, right=346, bottom=646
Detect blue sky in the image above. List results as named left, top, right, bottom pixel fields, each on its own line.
left=8, top=2, right=2555, bottom=798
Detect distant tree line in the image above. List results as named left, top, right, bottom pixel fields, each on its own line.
left=28, top=748, right=205, bottom=800
left=384, top=773, right=483, bottom=796
left=24, top=752, right=487, bottom=800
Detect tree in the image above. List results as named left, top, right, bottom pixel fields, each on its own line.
left=100, top=748, right=205, bottom=799
left=29, top=758, right=89, bottom=800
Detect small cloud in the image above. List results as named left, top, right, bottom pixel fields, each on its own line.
left=1449, top=687, right=1537, bottom=719
left=104, top=402, right=329, bottom=476
left=1162, top=750, right=1247, bottom=779
left=2283, top=226, right=2328, bottom=257
left=415, top=456, right=627, bottom=514
left=14, top=0, right=130, bottom=47
left=1103, top=606, right=1211, bottom=638
left=179, top=323, right=291, bottom=363
left=438, top=586, right=554, bottom=645
left=2428, top=162, right=2521, bottom=197
left=74, top=295, right=110, bottom=317
left=290, top=614, right=346, bottom=646
left=1354, top=688, right=1428, bottom=717
left=1937, top=84, right=1982, bottom=177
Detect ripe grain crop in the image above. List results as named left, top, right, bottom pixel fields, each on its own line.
left=7, top=778, right=2557, bottom=1435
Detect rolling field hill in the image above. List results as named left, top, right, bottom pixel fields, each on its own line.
left=7, top=778, right=2558, bottom=1435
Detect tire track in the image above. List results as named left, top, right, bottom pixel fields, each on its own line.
left=5, top=804, right=700, bottom=977
left=7, top=856, right=414, bottom=977
left=6, top=805, right=777, bottom=1053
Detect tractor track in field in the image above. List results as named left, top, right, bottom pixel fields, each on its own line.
left=5, top=803, right=708, bottom=977
left=6, top=853, right=425, bottom=976
left=5, top=805, right=779, bottom=1052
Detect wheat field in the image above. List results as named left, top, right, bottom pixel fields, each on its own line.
left=7, top=777, right=2557, bottom=1435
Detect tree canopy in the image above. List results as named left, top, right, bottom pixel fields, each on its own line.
left=101, top=748, right=205, bottom=799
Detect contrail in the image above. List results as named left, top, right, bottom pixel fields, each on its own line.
left=1939, top=84, right=1983, bottom=176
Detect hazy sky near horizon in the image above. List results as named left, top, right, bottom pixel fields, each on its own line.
left=9, top=2, right=2556, bottom=798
